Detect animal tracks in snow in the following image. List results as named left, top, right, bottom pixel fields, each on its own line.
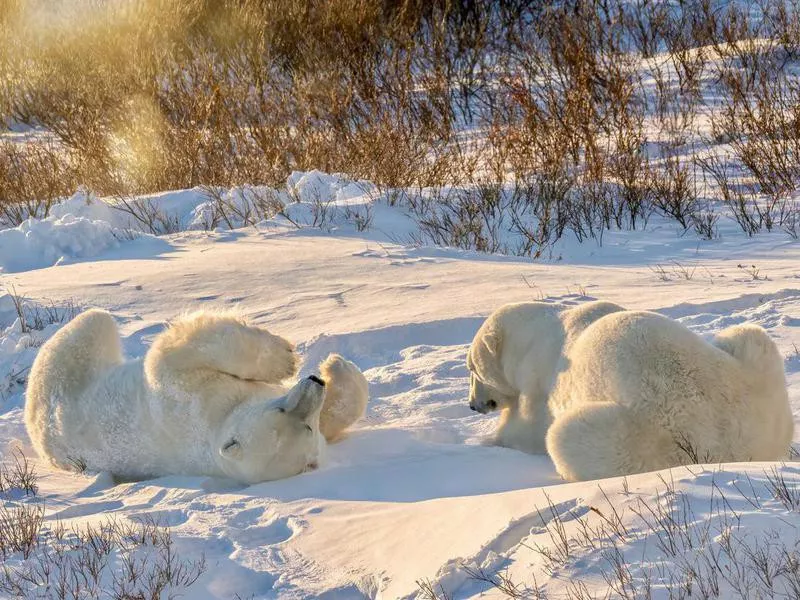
left=226, top=516, right=298, bottom=549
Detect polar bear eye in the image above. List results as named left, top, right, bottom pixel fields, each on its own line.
left=220, top=437, right=243, bottom=460
left=304, top=424, right=312, bottom=433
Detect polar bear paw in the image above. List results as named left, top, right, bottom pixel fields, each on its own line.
left=317, top=354, right=369, bottom=441
left=253, top=329, right=298, bottom=383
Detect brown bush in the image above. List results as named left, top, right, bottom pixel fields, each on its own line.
left=2, top=0, right=800, bottom=249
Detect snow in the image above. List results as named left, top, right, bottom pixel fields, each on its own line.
left=288, top=170, right=377, bottom=205
left=0, top=174, right=410, bottom=274
left=0, top=212, right=121, bottom=273
left=0, top=172, right=799, bottom=598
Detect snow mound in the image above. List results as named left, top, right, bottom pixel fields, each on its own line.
left=0, top=212, right=125, bottom=273
left=288, top=170, right=376, bottom=205
left=47, top=188, right=121, bottom=224
left=187, top=185, right=290, bottom=230
left=0, top=173, right=393, bottom=274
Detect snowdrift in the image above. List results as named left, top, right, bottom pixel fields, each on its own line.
left=1, top=170, right=799, bottom=598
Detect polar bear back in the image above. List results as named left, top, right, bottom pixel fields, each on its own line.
left=60, top=360, right=171, bottom=478
left=25, top=309, right=125, bottom=470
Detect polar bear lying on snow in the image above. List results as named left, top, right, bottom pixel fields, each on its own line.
left=25, top=310, right=369, bottom=484
left=468, top=301, right=793, bottom=481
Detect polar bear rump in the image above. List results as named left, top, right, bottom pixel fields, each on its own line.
left=545, top=311, right=792, bottom=481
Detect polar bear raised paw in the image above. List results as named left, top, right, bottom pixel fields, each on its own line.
left=145, top=311, right=298, bottom=393
left=318, top=353, right=369, bottom=441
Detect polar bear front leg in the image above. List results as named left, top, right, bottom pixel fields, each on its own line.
left=317, top=354, right=369, bottom=441
left=145, top=311, right=298, bottom=390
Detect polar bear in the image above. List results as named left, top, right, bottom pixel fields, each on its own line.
left=546, top=311, right=792, bottom=481
left=467, top=300, right=624, bottom=453
left=25, top=309, right=369, bottom=484
left=468, top=302, right=793, bottom=481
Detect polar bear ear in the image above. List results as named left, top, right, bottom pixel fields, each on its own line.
left=481, top=330, right=501, bottom=359
left=471, top=328, right=509, bottom=390
left=220, top=438, right=243, bottom=461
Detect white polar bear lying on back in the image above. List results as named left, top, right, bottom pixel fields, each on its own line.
left=25, top=310, right=369, bottom=484
left=468, top=302, right=793, bottom=481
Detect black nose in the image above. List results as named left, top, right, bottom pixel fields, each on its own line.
left=308, top=375, right=325, bottom=386
left=469, top=404, right=477, bottom=411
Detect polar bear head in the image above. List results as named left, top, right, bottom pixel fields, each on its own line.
left=466, top=302, right=567, bottom=414
left=467, top=372, right=517, bottom=414
left=466, top=314, right=519, bottom=414
left=216, top=376, right=327, bottom=484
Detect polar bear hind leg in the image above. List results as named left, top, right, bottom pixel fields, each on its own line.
left=546, top=402, right=678, bottom=481
left=25, top=309, right=124, bottom=462
left=317, top=354, right=369, bottom=441
left=144, top=311, right=297, bottom=392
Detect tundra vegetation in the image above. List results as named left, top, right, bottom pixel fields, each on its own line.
left=3, top=0, right=800, bottom=253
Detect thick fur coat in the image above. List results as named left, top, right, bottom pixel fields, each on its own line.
left=25, top=310, right=369, bottom=484
left=467, top=302, right=792, bottom=481
left=467, top=301, right=625, bottom=454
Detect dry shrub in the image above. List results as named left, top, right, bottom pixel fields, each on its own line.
left=6, top=285, right=78, bottom=334
left=0, top=141, right=78, bottom=225
left=0, top=0, right=458, bottom=192
left=3, top=0, right=800, bottom=249
left=0, top=449, right=205, bottom=599
left=0, top=448, right=37, bottom=497
left=651, top=153, right=700, bottom=230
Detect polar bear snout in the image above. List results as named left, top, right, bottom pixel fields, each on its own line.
left=468, top=372, right=510, bottom=414
left=285, top=377, right=326, bottom=420
left=469, top=398, right=498, bottom=413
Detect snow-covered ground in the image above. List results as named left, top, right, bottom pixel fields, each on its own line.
left=1, top=174, right=799, bottom=598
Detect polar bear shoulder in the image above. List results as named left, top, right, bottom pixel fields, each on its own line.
left=560, top=300, right=625, bottom=349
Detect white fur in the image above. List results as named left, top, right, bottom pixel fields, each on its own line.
left=25, top=310, right=369, bottom=484
left=468, top=302, right=793, bottom=481
left=546, top=311, right=792, bottom=481
left=467, top=301, right=625, bottom=453
left=317, top=353, right=369, bottom=442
